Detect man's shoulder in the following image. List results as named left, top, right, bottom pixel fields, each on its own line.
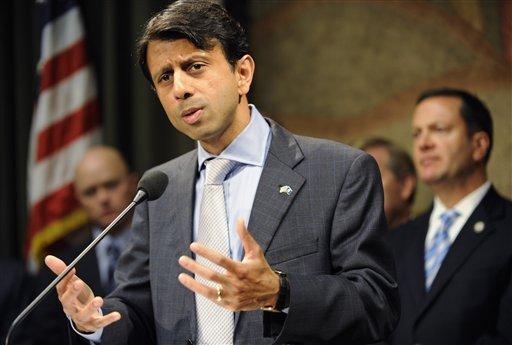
left=268, top=117, right=364, bottom=161
left=388, top=211, right=430, bottom=245
left=148, top=149, right=197, bottom=175
left=294, top=133, right=361, bottom=156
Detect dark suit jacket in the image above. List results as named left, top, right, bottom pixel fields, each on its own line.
left=28, top=231, right=107, bottom=345
left=100, top=119, right=400, bottom=344
left=388, top=187, right=512, bottom=345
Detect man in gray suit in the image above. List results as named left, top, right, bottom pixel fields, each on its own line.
left=45, top=1, right=399, bottom=344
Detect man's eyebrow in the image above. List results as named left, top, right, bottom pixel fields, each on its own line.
left=180, top=53, right=210, bottom=66
left=152, top=53, right=210, bottom=80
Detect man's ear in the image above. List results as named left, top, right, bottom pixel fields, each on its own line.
left=235, top=54, right=255, bottom=96
left=128, top=172, right=139, bottom=194
left=471, top=131, right=490, bottom=163
left=400, top=174, right=416, bottom=204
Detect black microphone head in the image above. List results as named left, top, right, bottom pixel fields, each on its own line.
left=136, top=170, right=168, bottom=202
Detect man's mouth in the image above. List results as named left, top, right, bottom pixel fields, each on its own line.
left=420, top=156, right=438, bottom=167
left=181, top=107, right=203, bottom=125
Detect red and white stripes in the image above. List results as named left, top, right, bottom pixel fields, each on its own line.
left=26, top=2, right=101, bottom=268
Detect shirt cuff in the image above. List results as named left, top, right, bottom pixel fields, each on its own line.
left=67, top=309, right=104, bottom=342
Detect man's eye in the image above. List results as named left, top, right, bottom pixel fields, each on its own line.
left=82, top=187, right=96, bottom=198
left=160, top=73, right=171, bottom=82
left=190, top=63, right=204, bottom=71
left=104, top=180, right=120, bottom=190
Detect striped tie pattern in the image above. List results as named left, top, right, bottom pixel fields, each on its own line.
left=425, top=209, right=460, bottom=290
left=195, top=158, right=238, bottom=345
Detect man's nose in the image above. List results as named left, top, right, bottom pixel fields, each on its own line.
left=173, top=71, right=193, bottom=100
left=417, top=131, right=434, bottom=150
left=96, top=188, right=111, bottom=204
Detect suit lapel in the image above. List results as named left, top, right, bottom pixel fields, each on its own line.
left=247, top=119, right=305, bottom=254
left=159, top=151, right=198, bottom=337
left=235, top=120, right=304, bottom=331
left=72, top=232, right=106, bottom=296
left=405, top=213, right=430, bottom=309
left=417, top=187, right=503, bottom=320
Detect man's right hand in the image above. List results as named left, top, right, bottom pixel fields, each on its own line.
left=45, top=255, right=121, bottom=333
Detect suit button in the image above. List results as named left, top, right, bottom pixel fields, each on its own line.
left=186, top=339, right=193, bottom=345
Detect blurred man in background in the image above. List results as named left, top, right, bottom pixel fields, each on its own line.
left=388, top=88, right=512, bottom=344
left=362, top=138, right=416, bottom=230
left=27, top=145, right=137, bottom=345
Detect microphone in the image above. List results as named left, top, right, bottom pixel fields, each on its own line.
left=5, top=170, right=168, bottom=345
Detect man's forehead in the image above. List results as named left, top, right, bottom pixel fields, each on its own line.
left=413, top=97, right=462, bottom=124
left=75, top=161, right=127, bottom=189
left=147, top=38, right=220, bottom=56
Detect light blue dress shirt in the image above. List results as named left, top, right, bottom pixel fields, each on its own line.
left=194, top=105, right=271, bottom=261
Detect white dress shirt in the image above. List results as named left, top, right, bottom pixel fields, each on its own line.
left=425, top=181, right=491, bottom=250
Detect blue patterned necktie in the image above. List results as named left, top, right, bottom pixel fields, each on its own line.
left=196, top=158, right=238, bottom=345
left=425, top=209, right=460, bottom=291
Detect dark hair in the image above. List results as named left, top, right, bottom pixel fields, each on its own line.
left=416, top=87, right=493, bottom=163
left=136, top=0, right=249, bottom=85
left=361, top=137, right=417, bottom=205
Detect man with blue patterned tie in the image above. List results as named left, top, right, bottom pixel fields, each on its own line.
left=388, top=88, right=512, bottom=344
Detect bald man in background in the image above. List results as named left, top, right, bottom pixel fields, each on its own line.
left=27, top=146, right=137, bottom=345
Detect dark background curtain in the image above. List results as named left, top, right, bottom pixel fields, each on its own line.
left=0, top=0, right=249, bottom=259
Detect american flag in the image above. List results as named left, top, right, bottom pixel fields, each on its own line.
left=26, top=0, right=101, bottom=269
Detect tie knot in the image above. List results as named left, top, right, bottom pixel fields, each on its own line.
left=205, top=158, right=238, bottom=185
left=440, top=209, right=460, bottom=227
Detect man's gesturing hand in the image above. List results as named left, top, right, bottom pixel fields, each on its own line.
left=178, top=219, right=280, bottom=311
left=45, top=255, right=121, bottom=332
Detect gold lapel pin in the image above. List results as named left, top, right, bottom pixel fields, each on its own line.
left=473, top=221, right=485, bottom=233
left=279, top=185, right=292, bottom=196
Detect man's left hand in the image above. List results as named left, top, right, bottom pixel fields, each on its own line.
left=178, top=218, right=280, bottom=311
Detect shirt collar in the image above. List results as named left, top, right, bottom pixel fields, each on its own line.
left=197, top=104, right=270, bottom=171
left=431, top=180, right=491, bottom=220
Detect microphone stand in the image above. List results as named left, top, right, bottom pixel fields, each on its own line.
left=5, top=191, right=144, bottom=345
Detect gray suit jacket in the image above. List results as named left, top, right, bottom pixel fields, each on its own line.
left=101, top=119, right=399, bottom=344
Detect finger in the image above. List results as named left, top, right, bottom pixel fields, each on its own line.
left=60, top=280, right=90, bottom=315
left=178, top=256, right=228, bottom=285
left=178, top=273, right=217, bottom=301
left=45, top=255, right=78, bottom=295
left=75, top=311, right=121, bottom=333
left=236, top=218, right=261, bottom=256
left=90, top=311, right=122, bottom=330
left=74, top=296, right=103, bottom=323
left=45, top=255, right=66, bottom=275
left=189, top=243, right=239, bottom=273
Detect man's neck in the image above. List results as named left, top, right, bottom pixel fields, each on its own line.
left=389, top=209, right=412, bottom=230
left=431, top=170, right=487, bottom=208
left=200, top=98, right=251, bottom=155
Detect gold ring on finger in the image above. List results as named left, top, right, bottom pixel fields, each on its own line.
left=216, top=285, right=223, bottom=302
